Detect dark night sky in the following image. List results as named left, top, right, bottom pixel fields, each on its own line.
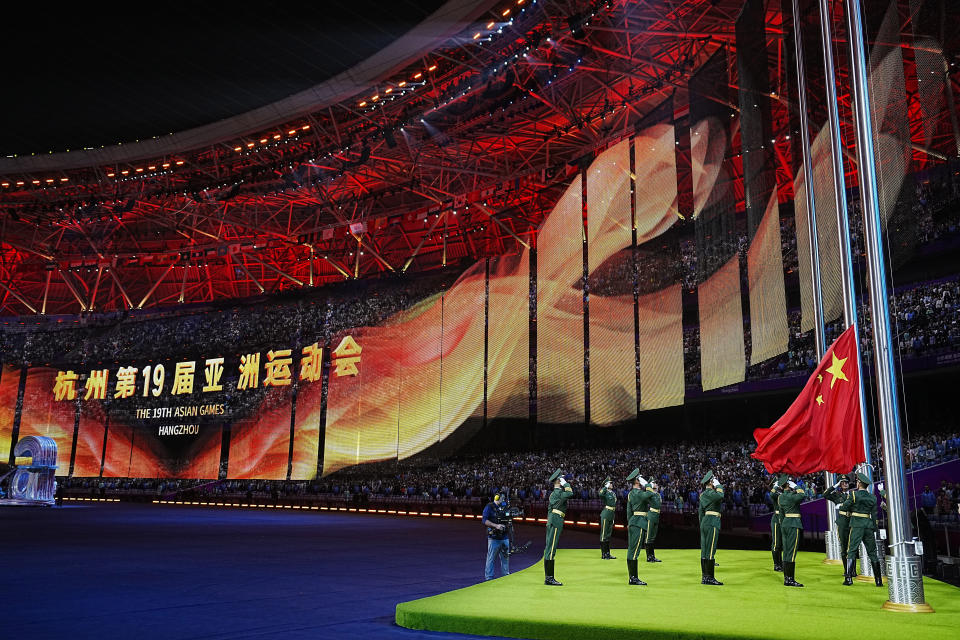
left=0, top=2, right=446, bottom=156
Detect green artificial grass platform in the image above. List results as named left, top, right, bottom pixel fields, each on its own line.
left=395, top=549, right=960, bottom=640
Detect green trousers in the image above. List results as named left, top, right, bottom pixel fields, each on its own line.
left=771, top=516, right=782, bottom=552
left=836, top=519, right=850, bottom=559
left=599, top=515, right=614, bottom=542
left=781, top=526, right=801, bottom=563
left=646, top=518, right=659, bottom=544
left=846, top=526, right=878, bottom=562
left=700, top=523, right=720, bottom=560
left=544, top=524, right=562, bottom=561
left=627, top=525, right=647, bottom=560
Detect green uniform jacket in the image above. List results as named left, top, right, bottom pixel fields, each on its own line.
left=698, top=486, right=723, bottom=528
left=778, top=488, right=806, bottom=530
left=647, top=491, right=661, bottom=523
left=840, top=489, right=878, bottom=531
left=547, top=484, right=574, bottom=528
left=824, top=486, right=851, bottom=526
left=599, top=485, right=617, bottom=519
left=770, top=491, right=781, bottom=526
left=627, top=488, right=654, bottom=528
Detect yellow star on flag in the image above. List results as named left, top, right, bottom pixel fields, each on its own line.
left=816, top=394, right=824, bottom=406
left=825, top=352, right=849, bottom=389
left=817, top=374, right=823, bottom=383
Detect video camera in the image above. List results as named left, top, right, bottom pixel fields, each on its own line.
left=489, top=488, right=531, bottom=556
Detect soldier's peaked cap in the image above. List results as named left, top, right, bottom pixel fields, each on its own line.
left=856, top=472, right=871, bottom=485
left=626, top=468, right=640, bottom=482
left=548, top=468, right=563, bottom=483
left=701, top=470, right=714, bottom=485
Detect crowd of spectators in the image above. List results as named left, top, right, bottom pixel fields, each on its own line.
left=56, top=431, right=960, bottom=520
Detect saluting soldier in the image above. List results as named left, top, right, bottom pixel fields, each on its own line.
left=698, top=470, right=723, bottom=585
left=776, top=477, right=807, bottom=587
left=769, top=475, right=786, bottom=572
left=543, top=468, right=574, bottom=586
left=823, top=473, right=853, bottom=567
left=625, top=468, right=650, bottom=585
left=645, top=480, right=662, bottom=563
left=598, top=476, right=617, bottom=560
left=840, top=472, right=884, bottom=587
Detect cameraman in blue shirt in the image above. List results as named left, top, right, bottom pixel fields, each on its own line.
left=483, top=493, right=510, bottom=580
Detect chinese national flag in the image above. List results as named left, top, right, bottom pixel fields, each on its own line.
left=752, top=325, right=865, bottom=474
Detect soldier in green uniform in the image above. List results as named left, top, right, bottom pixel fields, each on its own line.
left=625, top=468, right=650, bottom=585
left=698, top=470, right=723, bottom=585
left=769, top=475, right=786, bottom=572
left=598, top=476, right=617, bottom=560
left=543, top=468, right=573, bottom=586
left=645, top=480, right=662, bottom=563
left=775, top=477, right=807, bottom=587
left=840, top=472, right=884, bottom=587
left=823, top=473, right=853, bottom=567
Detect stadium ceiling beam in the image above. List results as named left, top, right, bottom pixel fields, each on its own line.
left=403, top=210, right=447, bottom=272
left=325, top=205, right=397, bottom=273
left=178, top=262, right=190, bottom=304
left=137, top=263, right=175, bottom=309
left=228, top=254, right=265, bottom=294
left=242, top=252, right=303, bottom=287
left=321, top=254, right=353, bottom=280
left=41, top=270, right=52, bottom=315
left=0, top=279, right=37, bottom=314
left=90, top=265, right=104, bottom=311
left=593, top=26, right=737, bottom=41
left=59, top=270, right=89, bottom=311
left=107, top=268, right=133, bottom=310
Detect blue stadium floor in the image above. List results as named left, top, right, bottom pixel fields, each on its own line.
left=1, top=502, right=598, bottom=640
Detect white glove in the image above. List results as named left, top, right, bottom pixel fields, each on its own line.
left=637, top=476, right=648, bottom=487
left=787, top=481, right=797, bottom=489
left=711, top=478, right=721, bottom=488
left=878, top=483, right=884, bottom=492
left=605, top=482, right=612, bottom=489
left=559, top=477, right=567, bottom=486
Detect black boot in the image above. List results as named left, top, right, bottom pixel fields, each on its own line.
left=872, top=561, right=884, bottom=587
left=627, top=560, right=646, bottom=585
left=701, top=559, right=722, bottom=585
left=772, top=550, right=783, bottom=572
left=601, top=541, right=615, bottom=560
left=783, top=561, right=804, bottom=587
left=544, top=560, right=562, bottom=586
left=843, top=558, right=854, bottom=586
left=646, top=543, right=661, bottom=562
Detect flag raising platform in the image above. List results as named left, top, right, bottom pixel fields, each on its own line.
left=395, top=549, right=959, bottom=640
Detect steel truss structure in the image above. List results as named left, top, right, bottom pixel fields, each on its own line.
left=0, top=0, right=956, bottom=317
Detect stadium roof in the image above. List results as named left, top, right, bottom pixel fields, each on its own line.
left=0, top=0, right=952, bottom=317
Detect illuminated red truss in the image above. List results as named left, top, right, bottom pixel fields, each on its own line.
left=0, top=0, right=956, bottom=316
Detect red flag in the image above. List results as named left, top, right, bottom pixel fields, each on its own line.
left=752, top=325, right=865, bottom=474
